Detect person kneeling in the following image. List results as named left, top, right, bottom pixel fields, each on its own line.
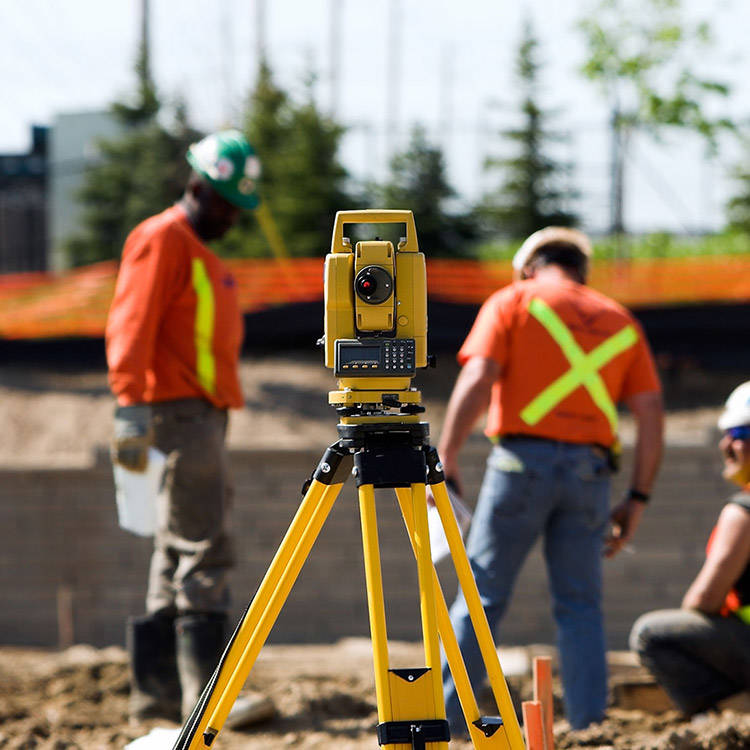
left=630, top=381, right=750, bottom=716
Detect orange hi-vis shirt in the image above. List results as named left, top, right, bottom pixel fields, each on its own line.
left=106, top=205, right=244, bottom=409
left=458, top=277, right=661, bottom=447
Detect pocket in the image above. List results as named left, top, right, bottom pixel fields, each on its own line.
left=481, top=448, right=536, bottom=518
left=574, top=451, right=610, bottom=483
left=487, top=444, right=526, bottom=474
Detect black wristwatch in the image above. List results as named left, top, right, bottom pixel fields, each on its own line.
left=626, top=488, right=650, bottom=504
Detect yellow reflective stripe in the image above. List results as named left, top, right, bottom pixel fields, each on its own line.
left=735, top=605, right=750, bottom=625
left=521, top=297, right=638, bottom=432
left=191, top=258, right=216, bottom=395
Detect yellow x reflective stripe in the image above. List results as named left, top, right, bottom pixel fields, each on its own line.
left=191, top=258, right=216, bottom=395
left=521, top=297, right=638, bottom=433
left=735, top=605, right=750, bottom=625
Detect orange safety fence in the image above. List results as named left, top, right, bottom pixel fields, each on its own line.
left=0, top=255, right=748, bottom=340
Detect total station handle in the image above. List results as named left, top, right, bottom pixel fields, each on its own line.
left=330, top=209, right=419, bottom=254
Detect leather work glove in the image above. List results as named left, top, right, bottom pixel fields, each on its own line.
left=112, top=404, right=153, bottom=473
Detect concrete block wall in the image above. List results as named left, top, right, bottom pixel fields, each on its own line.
left=0, top=441, right=728, bottom=650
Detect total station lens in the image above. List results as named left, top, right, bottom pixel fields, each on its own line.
left=354, top=266, right=393, bottom=304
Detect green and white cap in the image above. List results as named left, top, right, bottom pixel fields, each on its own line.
left=187, top=130, right=261, bottom=209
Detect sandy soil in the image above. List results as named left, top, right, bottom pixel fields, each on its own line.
left=1, top=641, right=749, bottom=750
left=0, top=353, right=729, bottom=468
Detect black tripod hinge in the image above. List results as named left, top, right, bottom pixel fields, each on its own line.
left=301, top=442, right=353, bottom=494
left=376, top=719, right=450, bottom=749
left=473, top=715, right=505, bottom=737
left=424, top=446, right=445, bottom=486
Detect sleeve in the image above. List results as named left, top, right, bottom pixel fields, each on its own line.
left=619, top=317, right=662, bottom=399
left=457, top=286, right=516, bottom=368
left=105, top=224, right=182, bottom=405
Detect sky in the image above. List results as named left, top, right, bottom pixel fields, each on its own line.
left=3, top=0, right=749, bottom=233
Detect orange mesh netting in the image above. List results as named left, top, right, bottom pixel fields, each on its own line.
left=0, top=256, right=747, bottom=340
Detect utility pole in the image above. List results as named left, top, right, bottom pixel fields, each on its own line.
left=220, top=0, right=235, bottom=125
left=609, top=105, right=627, bottom=251
left=439, top=43, right=454, bottom=154
left=255, top=0, right=267, bottom=79
left=140, top=0, right=151, bottom=81
left=329, top=0, right=343, bottom=117
left=385, top=0, right=402, bottom=166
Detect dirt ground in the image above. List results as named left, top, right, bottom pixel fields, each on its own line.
left=1, top=353, right=748, bottom=748
left=1, top=640, right=749, bottom=750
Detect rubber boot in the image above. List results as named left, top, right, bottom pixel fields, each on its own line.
left=175, top=612, right=228, bottom=720
left=127, top=613, right=181, bottom=722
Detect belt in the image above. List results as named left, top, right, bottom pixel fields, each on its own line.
left=493, top=434, right=618, bottom=471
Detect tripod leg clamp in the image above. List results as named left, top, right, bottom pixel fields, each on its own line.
left=376, top=719, right=450, bottom=749
left=300, top=441, right=353, bottom=495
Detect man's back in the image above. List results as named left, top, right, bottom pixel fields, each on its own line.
left=458, top=277, right=660, bottom=447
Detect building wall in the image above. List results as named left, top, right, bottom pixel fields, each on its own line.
left=0, top=442, right=727, bottom=650
left=48, top=111, right=122, bottom=272
left=0, top=125, right=47, bottom=273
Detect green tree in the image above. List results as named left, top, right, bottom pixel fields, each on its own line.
left=66, top=44, right=200, bottom=266
left=215, top=64, right=356, bottom=258
left=479, top=20, right=578, bottom=238
left=579, top=0, right=733, bottom=235
left=371, top=125, right=475, bottom=257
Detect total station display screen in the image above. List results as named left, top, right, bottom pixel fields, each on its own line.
left=340, top=346, right=380, bottom=364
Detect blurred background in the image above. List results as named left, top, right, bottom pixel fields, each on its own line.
left=1, top=0, right=749, bottom=651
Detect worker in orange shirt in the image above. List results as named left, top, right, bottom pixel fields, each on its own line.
left=630, top=381, right=750, bottom=716
left=106, top=130, right=260, bottom=723
left=437, top=227, right=664, bottom=734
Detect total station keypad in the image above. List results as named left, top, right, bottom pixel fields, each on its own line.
left=383, top=339, right=415, bottom=372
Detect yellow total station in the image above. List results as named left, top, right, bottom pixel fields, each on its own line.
left=323, top=210, right=428, bottom=406
left=170, top=210, right=526, bottom=750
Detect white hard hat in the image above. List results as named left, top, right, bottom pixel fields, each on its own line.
left=512, top=226, right=593, bottom=272
left=718, top=381, right=750, bottom=430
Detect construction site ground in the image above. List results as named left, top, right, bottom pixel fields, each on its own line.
left=1, top=352, right=749, bottom=748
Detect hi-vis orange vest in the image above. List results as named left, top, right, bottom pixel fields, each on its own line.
left=106, top=205, right=244, bottom=409
left=707, top=494, right=750, bottom=625
left=458, top=278, right=661, bottom=447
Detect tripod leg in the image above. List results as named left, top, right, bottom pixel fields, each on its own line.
left=358, top=482, right=451, bottom=750
left=357, top=483, right=393, bottom=724
left=174, top=474, right=345, bottom=750
left=394, top=487, right=482, bottom=726
left=407, top=482, right=448, bottom=726
left=430, top=479, right=525, bottom=750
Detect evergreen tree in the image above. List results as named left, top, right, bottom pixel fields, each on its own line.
left=66, top=42, right=201, bottom=266
left=479, top=20, right=577, bottom=239
left=215, top=64, right=356, bottom=258
left=372, top=125, right=475, bottom=257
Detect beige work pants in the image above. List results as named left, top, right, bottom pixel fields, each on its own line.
left=146, top=399, right=235, bottom=615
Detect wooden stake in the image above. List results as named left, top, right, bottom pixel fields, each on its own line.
left=57, top=584, right=74, bottom=649
left=533, top=656, right=554, bottom=750
left=522, top=700, right=545, bottom=750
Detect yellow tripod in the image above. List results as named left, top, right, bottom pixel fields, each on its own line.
left=172, top=414, right=525, bottom=750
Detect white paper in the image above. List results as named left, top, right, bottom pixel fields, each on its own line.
left=428, top=487, right=473, bottom=564
left=125, top=727, right=180, bottom=750
left=113, top=447, right=166, bottom=537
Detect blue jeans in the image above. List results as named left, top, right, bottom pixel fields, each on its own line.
left=630, top=608, right=750, bottom=715
left=443, top=437, right=610, bottom=733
